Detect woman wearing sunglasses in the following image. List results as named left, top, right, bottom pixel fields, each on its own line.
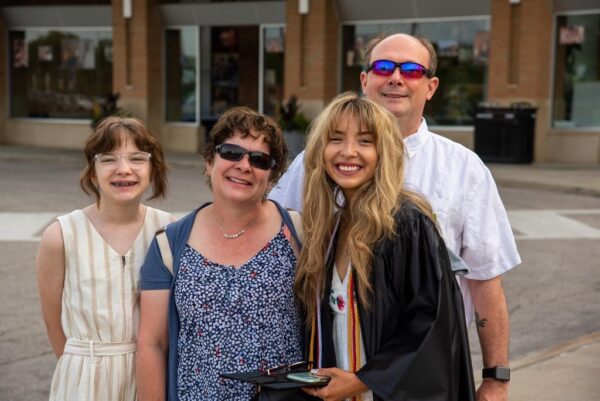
left=295, top=92, right=475, bottom=401
left=137, top=107, right=304, bottom=401
left=36, top=116, right=171, bottom=401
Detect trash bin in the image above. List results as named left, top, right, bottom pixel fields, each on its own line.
left=474, top=104, right=536, bottom=163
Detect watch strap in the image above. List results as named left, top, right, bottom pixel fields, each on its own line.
left=482, top=366, right=510, bottom=382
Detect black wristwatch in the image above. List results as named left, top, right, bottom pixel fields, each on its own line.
left=482, top=366, right=510, bottom=382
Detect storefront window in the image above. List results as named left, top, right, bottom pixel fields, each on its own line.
left=341, top=19, right=490, bottom=126
left=9, top=29, right=112, bottom=119
left=553, top=13, right=600, bottom=128
left=165, top=27, right=198, bottom=122
left=262, top=26, right=285, bottom=116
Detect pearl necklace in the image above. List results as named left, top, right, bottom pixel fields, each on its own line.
left=222, top=229, right=246, bottom=240
left=215, top=210, right=259, bottom=240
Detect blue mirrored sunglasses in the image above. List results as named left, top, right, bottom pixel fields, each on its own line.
left=367, top=60, right=433, bottom=79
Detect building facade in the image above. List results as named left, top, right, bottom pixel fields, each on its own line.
left=1, top=0, right=599, bottom=163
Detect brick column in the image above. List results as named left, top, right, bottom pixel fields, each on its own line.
left=112, top=0, right=163, bottom=137
left=284, top=0, right=340, bottom=118
left=0, top=15, right=7, bottom=143
left=487, top=0, right=554, bottom=162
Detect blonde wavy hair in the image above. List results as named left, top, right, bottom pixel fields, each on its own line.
left=295, top=92, right=434, bottom=320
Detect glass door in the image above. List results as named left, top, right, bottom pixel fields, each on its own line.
left=201, top=26, right=259, bottom=124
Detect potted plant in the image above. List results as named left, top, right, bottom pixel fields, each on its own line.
left=279, top=95, right=310, bottom=159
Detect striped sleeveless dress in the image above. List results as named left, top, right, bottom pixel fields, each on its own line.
left=49, top=207, right=171, bottom=401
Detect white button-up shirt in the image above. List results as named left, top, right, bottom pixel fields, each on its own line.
left=269, top=119, right=521, bottom=324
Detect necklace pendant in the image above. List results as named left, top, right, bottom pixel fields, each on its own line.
left=223, top=230, right=245, bottom=240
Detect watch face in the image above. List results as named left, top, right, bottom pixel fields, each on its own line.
left=495, top=367, right=510, bottom=381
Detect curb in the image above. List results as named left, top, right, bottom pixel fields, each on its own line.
left=495, top=178, right=600, bottom=198
left=510, top=331, right=600, bottom=372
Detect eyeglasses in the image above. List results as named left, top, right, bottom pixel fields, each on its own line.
left=367, top=60, right=433, bottom=79
left=265, top=361, right=312, bottom=376
left=94, top=152, right=151, bottom=169
left=215, top=143, right=275, bottom=171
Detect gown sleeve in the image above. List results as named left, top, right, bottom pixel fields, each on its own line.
left=355, top=208, right=475, bottom=401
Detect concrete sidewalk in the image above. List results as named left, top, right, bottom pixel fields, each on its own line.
left=501, top=332, right=600, bottom=401
left=489, top=163, right=600, bottom=198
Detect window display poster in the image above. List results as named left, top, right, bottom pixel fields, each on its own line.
left=214, top=28, right=238, bottom=52
left=265, top=36, right=284, bottom=53
left=437, top=40, right=459, bottom=58
left=104, top=44, right=113, bottom=63
left=13, top=38, right=28, bottom=68
left=61, top=39, right=78, bottom=70
left=346, top=35, right=368, bottom=67
left=473, top=31, right=490, bottom=65
left=38, top=45, right=53, bottom=62
left=560, top=26, right=585, bottom=45
left=78, top=39, right=96, bottom=69
left=61, top=38, right=96, bottom=70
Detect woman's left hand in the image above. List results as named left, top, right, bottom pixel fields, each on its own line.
left=302, top=368, right=369, bottom=401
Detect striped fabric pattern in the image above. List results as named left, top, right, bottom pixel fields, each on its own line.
left=49, top=207, right=171, bottom=401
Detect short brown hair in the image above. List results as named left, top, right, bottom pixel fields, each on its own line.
left=364, top=33, right=438, bottom=76
left=204, top=107, right=288, bottom=184
left=80, top=116, right=168, bottom=203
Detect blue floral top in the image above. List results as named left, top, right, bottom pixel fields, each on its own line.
left=174, top=224, right=303, bottom=401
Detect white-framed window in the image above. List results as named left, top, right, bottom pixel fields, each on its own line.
left=165, top=26, right=199, bottom=123
left=8, top=28, right=112, bottom=119
left=259, top=24, right=285, bottom=116
left=552, top=11, right=600, bottom=128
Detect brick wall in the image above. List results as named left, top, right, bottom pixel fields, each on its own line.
left=488, top=0, right=554, bottom=162
left=488, top=0, right=553, bottom=101
left=146, top=0, right=164, bottom=137
left=284, top=0, right=339, bottom=117
left=112, top=0, right=164, bottom=136
left=0, top=15, right=6, bottom=143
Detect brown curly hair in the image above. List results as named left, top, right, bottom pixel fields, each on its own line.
left=80, top=116, right=168, bottom=203
left=203, top=107, right=288, bottom=185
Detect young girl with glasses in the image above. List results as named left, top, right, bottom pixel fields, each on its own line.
left=137, top=107, right=305, bottom=401
left=36, top=116, right=172, bottom=401
left=295, top=92, right=475, bottom=401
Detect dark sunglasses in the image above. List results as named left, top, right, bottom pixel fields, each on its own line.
left=367, top=60, right=433, bottom=79
left=215, top=143, right=275, bottom=170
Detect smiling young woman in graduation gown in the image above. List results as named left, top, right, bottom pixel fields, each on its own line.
left=313, top=207, right=475, bottom=401
left=295, top=92, right=475, bottom=401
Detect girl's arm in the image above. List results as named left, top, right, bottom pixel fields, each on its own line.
left=36, top=221, right=67, bottom=358
left=137, top=289, right=170, bottom=401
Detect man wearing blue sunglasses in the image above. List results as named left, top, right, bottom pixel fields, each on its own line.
left=270, top=33, right=520, bottom=401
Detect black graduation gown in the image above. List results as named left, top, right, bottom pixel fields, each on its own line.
left=312, top=204, right=476, bottom=401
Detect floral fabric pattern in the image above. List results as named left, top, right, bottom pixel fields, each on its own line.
left=174, top=225, right=303, bottom=401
